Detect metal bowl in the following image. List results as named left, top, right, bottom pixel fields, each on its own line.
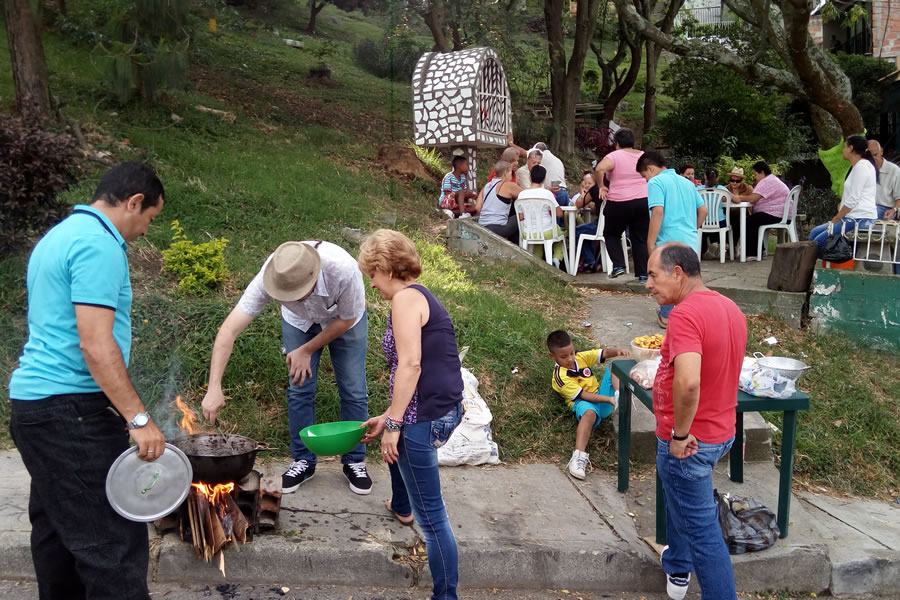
left=753, top=353, right=810, bottom=381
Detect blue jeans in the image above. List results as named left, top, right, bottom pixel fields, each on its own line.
left=808, top=218, right=873, bottom=249
left=389, top=403, right=462, bottom=600
left=575, top=221, right=599, bottom=265
left=282, top=314, right=369, bottom=464
left=658, top=304, right=674, bottom=319
left=657, top=436, right=736, bottom=599
left=9, top=393, right=151, bottom=600
left=555, top=187, right=570, bottom=206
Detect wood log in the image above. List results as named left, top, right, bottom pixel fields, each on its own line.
left=767, top=241, right=819, bottom=292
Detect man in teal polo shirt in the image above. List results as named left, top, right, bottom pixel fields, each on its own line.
left=8, top=162, right=166, bottom=600
left=637, top=152, right=708, bottom=329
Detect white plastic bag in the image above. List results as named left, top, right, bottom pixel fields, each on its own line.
left=437, top=367, right=501, bottom=466
left=629, top=357, right=661, bottom=389
left=738, top=357, right=797, bottom=399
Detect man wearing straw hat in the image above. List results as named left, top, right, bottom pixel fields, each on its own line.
left=202, top=240, right=371, bottom=495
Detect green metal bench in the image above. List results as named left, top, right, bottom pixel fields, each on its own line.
left=611, top=359, right=810, bottom=544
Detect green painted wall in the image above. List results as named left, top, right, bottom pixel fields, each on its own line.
left=810, top=269, right=900, bottom=351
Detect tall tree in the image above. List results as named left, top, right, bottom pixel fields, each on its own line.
left=639, top=0, right=684, bottom=142
left=611, top=0, right=865, bottom=147
left=590, top=2, right=643, bottom=123
left=4, top=0, right=52, bottom=126
left=306, top=0, right=329, bottom=34
left=544, top=0, right=603, bottom=154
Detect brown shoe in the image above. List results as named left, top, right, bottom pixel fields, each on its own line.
left=657, top=312, right=669, bottom=329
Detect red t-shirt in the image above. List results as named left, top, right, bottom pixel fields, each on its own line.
left=653, top=290, right=748, bottom=443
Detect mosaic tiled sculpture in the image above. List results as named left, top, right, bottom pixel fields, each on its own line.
left=412, top=47, right=511, bottom=189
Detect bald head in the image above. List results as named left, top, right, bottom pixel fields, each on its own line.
left=868, top=139, right=883, bottom=164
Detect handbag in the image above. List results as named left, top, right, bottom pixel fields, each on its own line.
left=820, top=223, right=853, bottom=262
left=715, top=489, right=780, bottom=554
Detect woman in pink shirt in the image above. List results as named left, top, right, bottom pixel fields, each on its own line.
left=731, top=161, right=790, bottom=261
left=591, top=129, right=650, bottom=279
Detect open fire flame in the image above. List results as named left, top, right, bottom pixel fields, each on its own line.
left=192, top=482, right=235, bottom=506
left=175, top=395, right=199, bottom=434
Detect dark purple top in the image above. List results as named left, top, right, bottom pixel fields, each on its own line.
left=382, top=284, right=463, bottom=424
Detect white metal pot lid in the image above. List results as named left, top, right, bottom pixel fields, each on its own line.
left=106, top=443, right=193, bottom=523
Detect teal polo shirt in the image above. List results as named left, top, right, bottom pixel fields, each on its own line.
left=648, top=169, right=705, bottom=252
left=8, top=205, right=133, bottom=400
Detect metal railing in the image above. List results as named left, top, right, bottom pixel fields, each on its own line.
left=846, top=221, right=900, bottom=271
left=676, top=6, right=739, bottom=37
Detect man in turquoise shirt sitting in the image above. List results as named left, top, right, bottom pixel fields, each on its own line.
left=8, top=162, right=166, bottom=600
left=637, top=152, right=708, bottom=328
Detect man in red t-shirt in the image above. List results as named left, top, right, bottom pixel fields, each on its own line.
left=645, top=242, right=747, bottom=600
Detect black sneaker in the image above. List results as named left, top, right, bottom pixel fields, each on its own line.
left=343, top=462, right=373, bottom=495
left=608, top=267, right=626, bottom=279
left=282, top=460, right=315, bottom=493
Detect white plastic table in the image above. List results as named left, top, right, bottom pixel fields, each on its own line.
left=725, top=200, right=753, bottom=262
left=560, top=205, right=591, bottom=276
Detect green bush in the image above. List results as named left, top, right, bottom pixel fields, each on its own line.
left=799, top=185, right=840, bottom=229
left=0, top=117, right=78, bottom=252
left=161, top=220, right=229, bottom=296
left=832, top=53, right=896, bottom=133
left=659, top=58, right=811, bottom=163
left=715, top=155, right=782, bottom=185
left=351, top=25, right=426, bottom=82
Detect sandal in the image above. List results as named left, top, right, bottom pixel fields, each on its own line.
left=385, top=500, right=414, bottom=525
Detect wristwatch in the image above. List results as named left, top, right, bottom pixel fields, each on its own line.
left=384, top=416, right=403, bottom=432
left=671, top=428, right=689, bottom=441
left=128, top=412, right=151, bottom=430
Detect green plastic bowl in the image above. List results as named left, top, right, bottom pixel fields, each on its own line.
left=299, top=421, right=366, bottom=456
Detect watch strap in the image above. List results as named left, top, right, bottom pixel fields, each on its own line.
left=671, top=428, right=689, bottom=441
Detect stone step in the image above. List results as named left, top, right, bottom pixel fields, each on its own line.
left=612, top=398, right=773, bottom=464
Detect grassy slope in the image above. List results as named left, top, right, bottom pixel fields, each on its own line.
left=0, top=11, right=594, bottom=465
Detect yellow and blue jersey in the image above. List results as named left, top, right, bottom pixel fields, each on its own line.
left=551, top=349, right=604, bottom=410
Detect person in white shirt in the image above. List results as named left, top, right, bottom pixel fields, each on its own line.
left=867, top=139, right=900, bottom=221
left=530, top=142, right=570, bottom=207
left=516, top=165, right=565, bottom=266
left=516, top=149, right=542, bottom=189
left=201, top=240, right=373, bottom=495
left=809, top=135, right=878, bottom=249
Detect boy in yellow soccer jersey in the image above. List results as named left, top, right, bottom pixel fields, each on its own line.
left=547, top=329, right=628, bottom=479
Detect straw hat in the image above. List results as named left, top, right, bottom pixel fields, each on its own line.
left=728, top=166, right=745, bottom=178
left=262, top=242, right=321, bottom=302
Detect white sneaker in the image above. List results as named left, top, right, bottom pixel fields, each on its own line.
left=566, top=449, right=591, bottom=479
left=459, top=212, right=472, bottom=219
left=661, top=545, right=691, bottom=600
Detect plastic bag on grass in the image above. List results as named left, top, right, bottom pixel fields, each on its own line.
left=437, top=367, right=501, bottom=466
left=715, top=489, right=780, bottom=554
left=629, top=357, right=661, bottom=389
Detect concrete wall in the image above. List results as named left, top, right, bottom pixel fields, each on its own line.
left=809, top=268, right=900, bottom=351
left=445, top=218, right=571, bottom=282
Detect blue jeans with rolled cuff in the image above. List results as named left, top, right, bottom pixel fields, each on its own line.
left=9, top=393, right=151, bottom=600
left=657, top=435, right=737, bottom=599
left=282, top=313, right=368, bottom=465
left=388, top=402, right=463, bottom=600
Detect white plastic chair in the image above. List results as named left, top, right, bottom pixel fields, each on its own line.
left=514, top=195, right=569, bottom=272
left=574, top=200, right=629, bottom=274
left=698, top=188, right=734, bottom=263
left=757, top=185, right=800, bottom=261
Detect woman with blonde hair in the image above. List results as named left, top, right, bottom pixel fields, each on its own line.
left=358, top=229, right=463, bottom=600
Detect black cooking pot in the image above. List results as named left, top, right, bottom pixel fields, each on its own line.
left=169, top=433, right=269, bottom=484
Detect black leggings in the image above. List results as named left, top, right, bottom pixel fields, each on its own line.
left=484, top=218, right=519, bottom=243
left=603, top=197, right=650, bottom=276
left=743, top=211, right=783, bottom=256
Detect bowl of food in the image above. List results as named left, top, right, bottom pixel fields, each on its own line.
left=631, top=334, right=664, bottom=362
left=752, top=352, right=810, bottom=382
left=300, top=421, right=366, bottom=456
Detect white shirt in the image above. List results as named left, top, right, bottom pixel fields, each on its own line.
left=840, top=159, right=878, bottom=220
left=531, top=148, right=567, bottom=190
left=517, top=187, right=559, bottom=231
left=876, top=159, right=900, bottom=208
left=237, top=241, right=365, bottom=333
left=515, top=164, right=531, bottom=189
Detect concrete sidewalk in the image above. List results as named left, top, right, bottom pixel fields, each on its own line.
left=0, top=450, right=897, bottom=597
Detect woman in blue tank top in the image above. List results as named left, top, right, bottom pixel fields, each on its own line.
left=358, top=229, right=464, bottom=600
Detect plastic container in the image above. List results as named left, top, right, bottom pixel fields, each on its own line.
left=822, top=258, right=855, bottom=270
left=630, top=340, right=662, bottom=363
left=300, top=421, right=366, bottom=456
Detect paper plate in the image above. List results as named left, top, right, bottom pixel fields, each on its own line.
left=106, top=443, right=193, bottom=522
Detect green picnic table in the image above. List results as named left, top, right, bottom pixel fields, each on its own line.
left=611, top=359, right=810, bottom=545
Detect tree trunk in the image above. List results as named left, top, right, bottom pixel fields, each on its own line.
left=545, top=0, right=601, bottom=154
left=422, top=1, right=451, bottom=53
left=305, top=1, right=326, bottom=34
left=642, top=42, right=659, bottom=142
left=602, top=33, right=642, bottom=122
left=4, top=0, right=52, bottom=127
